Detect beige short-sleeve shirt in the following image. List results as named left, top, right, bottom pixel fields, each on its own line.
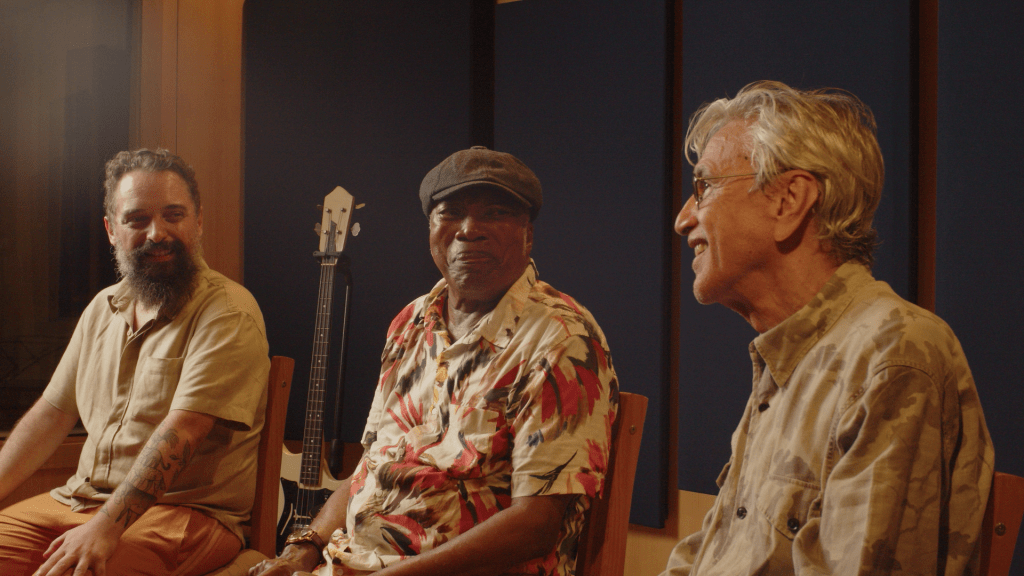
left=43, top=261, right=270, bottom=541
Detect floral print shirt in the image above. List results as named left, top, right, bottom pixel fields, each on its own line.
left=322, top=261, right=618, bottom=575
left=662, top=262, right=994, bottom=576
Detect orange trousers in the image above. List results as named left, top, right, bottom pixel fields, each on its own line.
left=0, top=493, right=241, bottom=576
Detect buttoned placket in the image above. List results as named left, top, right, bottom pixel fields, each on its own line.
left=97, top=305, right=155, bottom=485
left=728, top=351, right=779, bottom=529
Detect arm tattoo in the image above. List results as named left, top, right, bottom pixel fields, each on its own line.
left=103, top=424, right=197, bottom=529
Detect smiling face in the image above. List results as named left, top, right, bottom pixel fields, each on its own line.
left=429, top=187, right=533, bottom=308
left=104, top=169, right=203, bottom=309
left=675, top=119, right=777, bottom=314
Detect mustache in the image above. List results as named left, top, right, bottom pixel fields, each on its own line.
left=130, top=238, right=187, bottom=261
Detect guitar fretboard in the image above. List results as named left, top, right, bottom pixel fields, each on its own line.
left=301, top=254, right=338, bottom=488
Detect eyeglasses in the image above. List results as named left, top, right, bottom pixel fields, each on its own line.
left=691, top=172, right=757, bottom=207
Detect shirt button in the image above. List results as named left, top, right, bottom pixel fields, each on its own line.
left=787, top=518, right=801, bottom=532
left=758, top=402, right=769, bottom=412
left=736, top=507, right=747, bottom=519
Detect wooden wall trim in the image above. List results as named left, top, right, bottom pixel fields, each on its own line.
left=915, top=0, right=938, bottom=311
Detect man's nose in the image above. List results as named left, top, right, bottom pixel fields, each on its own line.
left=674, top=195, right=697, bottom=237
left=147, top=219, right=170, bottom=243
left=456, top=215, right=486, bottom=241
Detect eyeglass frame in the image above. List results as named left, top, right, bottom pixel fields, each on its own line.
left=691, top=172, right=758, bottom=208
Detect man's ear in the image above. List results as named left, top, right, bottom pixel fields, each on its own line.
left=772, top=170, right=819, bottom=243
left=524, top=222, right=534, bottom=256
left=104, top=216, right=116, bottom=246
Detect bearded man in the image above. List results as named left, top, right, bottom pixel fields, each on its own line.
left=0, top=149, right=271, bottom=576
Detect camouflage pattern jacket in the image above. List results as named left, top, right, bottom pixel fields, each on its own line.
left=663, top=262, right=994, bottom=576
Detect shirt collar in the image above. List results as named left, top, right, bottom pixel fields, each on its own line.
left=106, top=258, right=210, bottom=323
left=751, top=261, right=874, bottom=388
left=422, top=260, right=539, bottom=350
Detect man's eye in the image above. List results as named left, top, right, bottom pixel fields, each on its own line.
left=486, top=206, right=516, bottom=219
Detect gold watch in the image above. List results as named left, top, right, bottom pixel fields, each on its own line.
left=285, top=528, right=326, bottom=554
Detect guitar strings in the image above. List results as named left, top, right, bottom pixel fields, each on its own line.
left=298, top=245, right=338, bottom=525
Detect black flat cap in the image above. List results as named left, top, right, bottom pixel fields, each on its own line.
left=419, top=146, right=542, bottom=220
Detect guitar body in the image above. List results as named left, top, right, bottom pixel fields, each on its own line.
left=276, top=447, right=345, bottom=553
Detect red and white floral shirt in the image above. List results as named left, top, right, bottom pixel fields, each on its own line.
left=322, top=262, right=618, bottom=576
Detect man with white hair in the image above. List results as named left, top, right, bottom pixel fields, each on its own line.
left=663, top=81, right=993, bottom=575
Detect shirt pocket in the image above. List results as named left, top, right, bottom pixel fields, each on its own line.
left=129, top=356, right=184, bottom=425
left=420, top=404, right=504, bottom=480
left=757, top=475, right=821, bottom=540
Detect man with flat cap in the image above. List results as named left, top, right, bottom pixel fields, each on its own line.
left=252, top=146, right=619, bottom=576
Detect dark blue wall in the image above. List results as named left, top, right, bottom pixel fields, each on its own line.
left=244, top=0, right=476, bottom=446
left=677, top=0, right=913, bottom=493
left=494, top=0, right=671, bottom=528
left=242, top=0, right=1024, bottom=566
left=936, top=2, right=1024, bottom=573
left=245, top=0, right=673, bottom=529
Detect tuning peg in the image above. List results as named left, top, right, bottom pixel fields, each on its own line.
left=314, top=222, right=322, bottom=236
left=355, top=203, right=366, bottom=210
left=351, top=222, right=361, bottom=236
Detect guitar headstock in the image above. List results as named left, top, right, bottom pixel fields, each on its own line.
left=315, top=186, right=358, bottom=256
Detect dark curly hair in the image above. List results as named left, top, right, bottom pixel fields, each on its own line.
left=103, top=148, right=200, bottom=219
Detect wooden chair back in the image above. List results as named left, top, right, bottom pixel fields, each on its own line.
left=250, top=355, right=295, bottom=556
left=980, top=471, right=1024, bottom=576
left=575, top=391, right=648, bottom=576
left=204, top=356, right=295, bottom=575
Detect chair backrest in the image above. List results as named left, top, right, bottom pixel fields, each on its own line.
left=249, top=356, right=295, bottom=557
left=980, top=471, right=1024, bottom=576
left=575, top=391, right=648, bottom=576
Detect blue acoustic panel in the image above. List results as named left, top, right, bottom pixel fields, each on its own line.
left=244, top=1, right=475, bottom=445
left=936, top=2, right=1024, bottom=572
left=678, top=0, right=913, bottom=493
left=496, top=0, right=671, bottom=528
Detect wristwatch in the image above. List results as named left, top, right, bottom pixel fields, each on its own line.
left=285, top=528, right=326, bottom=555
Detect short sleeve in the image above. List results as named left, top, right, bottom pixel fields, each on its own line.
left=168, top=309, right=270, bottom=430
left=509, top=334, right=617, bottom=499
left=42, top=317, right=86, bottom=416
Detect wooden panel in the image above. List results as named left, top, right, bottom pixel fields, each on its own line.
left=175, top=0, right=245, bottom=282
left=915, top=0, right=937, bottom=311
left=137, top=0, right=178, bottom=149
left=624, top=489, right=716, bottom=576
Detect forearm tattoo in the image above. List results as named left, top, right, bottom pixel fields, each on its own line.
left=104, top=425, right=195, bottom=529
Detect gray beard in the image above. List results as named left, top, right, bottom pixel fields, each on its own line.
left=114, top=238, right=200, bottom=315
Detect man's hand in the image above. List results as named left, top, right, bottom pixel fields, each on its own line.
left=248, top=543, right=323, bottom=576
left=34, top=512, right=122, bottom=576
